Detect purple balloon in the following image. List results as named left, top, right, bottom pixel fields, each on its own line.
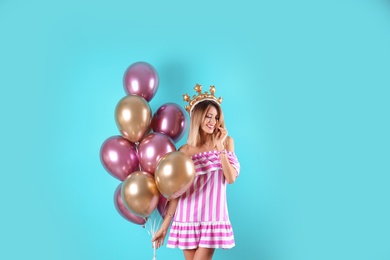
left=100, top=136, right=139, bottom=181
left=157, top=194, right=170, bottom=218
left=123, top=61, right=159, bottom=102
left=114, top=184, right=146, bottom=225
left=152, top=103, right=188, bottom=143
left=138, top=132, right=176, bottom=174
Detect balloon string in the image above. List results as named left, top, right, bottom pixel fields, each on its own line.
left=146, top=209, right=162, bottom=260
left=153, top=242, right=156, bottom=260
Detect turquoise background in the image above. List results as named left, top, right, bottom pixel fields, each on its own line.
left=1, top=0, right=389, bottom=259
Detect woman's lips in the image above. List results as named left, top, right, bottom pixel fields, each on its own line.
left=207, top=124, right=215, bottom=130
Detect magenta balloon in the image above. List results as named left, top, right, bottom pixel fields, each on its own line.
left=114, top=184, right=146, bottom=225
left=152, top=103, right=188, bottom=143
left=123, top=61, right=159, bottom=102
left=157, top=194, right=170, bottom=218
left=100, top=136, right=139, bottom=181
left=138, top=132, right=176, bottom=174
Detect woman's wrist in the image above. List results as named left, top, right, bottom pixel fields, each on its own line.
left=161, top=223, right=170, bottom=231
left=219, top=149, right=227, bottom=154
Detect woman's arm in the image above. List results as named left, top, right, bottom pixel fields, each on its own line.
left=151, top=197, right=178, bottom=249
left=151, top=145, right=188, bottom=249
left=219, top=136, right=238, bottom=184
left=215, top=127, right=238, bottom=184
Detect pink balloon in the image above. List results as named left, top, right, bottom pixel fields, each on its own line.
left=157, top=194, right=170, bottom=218
left=123, top=61, right=159, bottom=102
left=100, top=136, right=139, bottom=181
left=152, top=103, right=188, bottom=143
left=138, top=132, right=176, bottom=174
left=114, top=183, right=146, bottom=225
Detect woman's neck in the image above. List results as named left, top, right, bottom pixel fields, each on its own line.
left=199, top=131, right=213, bottom=144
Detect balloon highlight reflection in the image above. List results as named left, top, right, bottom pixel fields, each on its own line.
left=155, top=151, right=196, bottom=200
left=121, top=171, right=160, bottom=218
left=115, top=95, right=152, bottom=143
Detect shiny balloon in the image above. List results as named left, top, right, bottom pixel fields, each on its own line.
left=155, top=151, right=196, bottom=200
left=114, top=183, right=146, bottom=225
left=157, top=194, right=169, bottom=218
left=138, top=132, right=176, bottom=174
left=152, top=103, right=188, bottom=143
left=115, top=95, right=152, bottom=143
left=121, top=171, right=160, bottom=217
left=100, top=136, right=139, bottom=181
left=123, top=61, right=159, bottom=102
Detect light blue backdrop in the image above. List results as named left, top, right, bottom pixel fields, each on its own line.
left=1, top=0, right=389, bottom=259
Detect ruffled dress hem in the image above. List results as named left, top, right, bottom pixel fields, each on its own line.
left=167, top=220, right=235, bottom=250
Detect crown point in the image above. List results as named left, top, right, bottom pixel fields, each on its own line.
left=209, top=86, right=215, bottom=95
left=194, top=84, right=202, bottom=93
left=183, top=93, right=190, bottom=102
left=218, top=97, right=223, bottom=104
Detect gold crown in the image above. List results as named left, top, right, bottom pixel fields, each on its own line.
left=182, top=84, right=223, bottom=114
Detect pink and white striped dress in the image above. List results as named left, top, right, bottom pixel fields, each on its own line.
left=167, top=150, right=240, bottom=249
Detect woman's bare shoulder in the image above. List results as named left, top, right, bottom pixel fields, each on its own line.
left=178, top=144, right=190, bottom=155
left=226, top=136, right=234, bottom=143
left=179, top=144, right=201, bottom=157
left=225, top=136, right=235, bottom=152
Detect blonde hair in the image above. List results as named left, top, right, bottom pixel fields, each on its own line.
left=187, top=101, right=225, bottom=147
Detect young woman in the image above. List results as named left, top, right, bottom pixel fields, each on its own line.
left=152, top=88, right=240, bottom=260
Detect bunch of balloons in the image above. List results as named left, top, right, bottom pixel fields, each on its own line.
left=100, top=61, right=196, bottom=228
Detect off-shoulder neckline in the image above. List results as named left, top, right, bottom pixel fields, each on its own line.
left=190, top=150, right=235, bottom=159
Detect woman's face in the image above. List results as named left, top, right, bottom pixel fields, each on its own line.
left=201, top=105, right=219, bottom=134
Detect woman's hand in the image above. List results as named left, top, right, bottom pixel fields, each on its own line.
left=151, top=228, right=167, bottom=249
left=215, top=127, right=228, bottom=150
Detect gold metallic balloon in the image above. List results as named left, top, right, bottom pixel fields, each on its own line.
left=121, top=171, right=160, bottom=218
left=115, top=95, right=152, bottom=143
left=155, top=151, right=196, bottom=200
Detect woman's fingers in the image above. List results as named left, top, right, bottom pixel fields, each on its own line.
left=219, top=127, right=228, bottom=136
left=151, top=235, right=159, bottom=248
left=216, top=127, right=228, bottom=145
left=152, top=239, right=159, bottom=249
left=153, top=239, right=164, bottom=249
left=152, top=234, right=165, bottom=249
